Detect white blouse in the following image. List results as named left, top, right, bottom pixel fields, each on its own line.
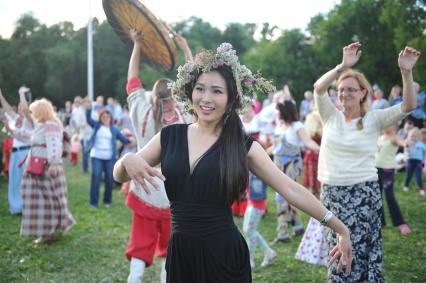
left=315, top=91, right=406, bottom=186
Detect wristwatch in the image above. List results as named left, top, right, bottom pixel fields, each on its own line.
left=320, top=210, right=333, bottom=226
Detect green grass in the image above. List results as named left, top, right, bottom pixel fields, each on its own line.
left=0, top=161, right=425, bottom=282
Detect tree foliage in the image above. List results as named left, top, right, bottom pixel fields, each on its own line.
left=0, top=1, right=424, bottom=108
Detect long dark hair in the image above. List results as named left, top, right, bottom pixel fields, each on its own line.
left=187, top=65, right=249, bottom=205
left=276, top=100, right=298, bottom=123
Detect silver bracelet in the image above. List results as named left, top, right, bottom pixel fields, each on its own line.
left=320, top=210, right=333, bottom=226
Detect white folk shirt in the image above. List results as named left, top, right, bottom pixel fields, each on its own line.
left=30, top=119, right=63, bottom=164
left=127, top=87, right=190, bottom=208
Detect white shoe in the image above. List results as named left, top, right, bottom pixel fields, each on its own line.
left=420, top=189, right=425, bottom=196
left=403, top=187, right=409, bottom=192
left=128, top=258, right=145, bottom=283
left=160, top=258, right=167, bottom=283
left=260, top=249, right=277, bottom=267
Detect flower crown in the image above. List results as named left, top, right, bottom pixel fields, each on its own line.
left=170, top=43, right=276, bottom=113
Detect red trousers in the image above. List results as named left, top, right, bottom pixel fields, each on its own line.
left=125, top=192, right=171, bottom=267
left=70, top=152, right=78, bottom=166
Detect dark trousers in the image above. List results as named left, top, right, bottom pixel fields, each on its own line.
left=377, top=168, right=405, bottom=226
left=90, top=157, right=114, bottom=206
left=404, top=159, right=424, bottom=189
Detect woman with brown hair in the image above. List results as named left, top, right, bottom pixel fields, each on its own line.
left=85, top=108, right=131, bottom=208
left=313, top=42, right=420, bottom=282
left=19, top=95, right=75, bottom=243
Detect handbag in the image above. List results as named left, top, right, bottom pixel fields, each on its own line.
left=26, top=156, right=47, bottom=176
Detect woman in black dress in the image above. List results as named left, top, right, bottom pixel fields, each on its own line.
left=114, top=43, right=352, bottom=283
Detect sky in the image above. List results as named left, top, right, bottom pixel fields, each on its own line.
left=0, top=0, right=339, bottom=39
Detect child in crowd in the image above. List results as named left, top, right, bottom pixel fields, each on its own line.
left=243, top=174, right=276, bottom=269
left=403, top=127, right=426, bottom=195
left=376, top=124, right=411, bottom=235
left=397, top=119, right=414, bottom=140
left=70, top=134, right=81, bottom=166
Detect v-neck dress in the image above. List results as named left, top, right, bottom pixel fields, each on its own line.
left=160, top=124, right=254, bottom=283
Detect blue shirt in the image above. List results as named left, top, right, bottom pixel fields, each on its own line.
left=410, top=92, right=426, bottom=119
left=391, top=97, right=403, bottom=106
left=407, top=141, right=426, bottom=161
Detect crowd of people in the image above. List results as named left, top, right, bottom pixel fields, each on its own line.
left=0, top=34, right=422, bottom=283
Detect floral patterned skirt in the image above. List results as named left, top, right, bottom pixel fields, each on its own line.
left=321, top=181, right=385, bottom=283
left=295, top=217, right=328, bottom=266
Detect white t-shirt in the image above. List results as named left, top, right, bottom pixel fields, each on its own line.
left=315, top=91, right=406, bottom=186
left=274, top=121, right=304, bottom=148
left=90, top=126, right=113, bottom=160
left=241, top=114, right=260, bottom=135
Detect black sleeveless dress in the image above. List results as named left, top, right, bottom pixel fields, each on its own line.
left=160, top=124, right=253, bottom=283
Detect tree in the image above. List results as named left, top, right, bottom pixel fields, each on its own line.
left=380, top=0, right=426, bottom=88
left=222, top=23, right=256, bottom=57
left=245, top=29, right=318, bottom=102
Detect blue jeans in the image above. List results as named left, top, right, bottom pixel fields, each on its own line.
left=8, top=149, right=29, bottom=214
left=404, top=159, right=424, bottom=189
left=81, top=140, right=90, bottom=173
left=90, top=157, right=114, bottom=206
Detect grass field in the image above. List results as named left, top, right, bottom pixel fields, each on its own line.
left=0, top=160, right=425, bottom=282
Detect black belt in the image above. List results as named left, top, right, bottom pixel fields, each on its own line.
left=12, top=146, right=30, bottom=152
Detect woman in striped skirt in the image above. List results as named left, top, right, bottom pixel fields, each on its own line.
left=19, top=96, right=75, bottom=243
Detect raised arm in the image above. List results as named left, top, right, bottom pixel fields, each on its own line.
left=85, top=108, right=97, bottom=128
left=313, top=42, right=362, bottom=95
left=0, top=88, right=16, bottom=115
left=113, top=132, right=164, bottom=193
left=127, top=29, right=142, bottom=81
left=398, top=47, right=421, bottom=113
left=248, top=141, right=352, bottom=273
left=18, top=87, right=33, bottom=128
left=297, top=127, right=320, bottom=152
left=174, top=33, right=193, bottom=62
left=0, top=116, right=12, bottom=134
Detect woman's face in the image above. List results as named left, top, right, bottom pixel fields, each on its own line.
left=100, top=112, right=112, bottom=125
left=191, top=71, right=228, bottom=125
left=337, top=77, right=366, bottom=111
left=391, top=86, right=401, bottom=98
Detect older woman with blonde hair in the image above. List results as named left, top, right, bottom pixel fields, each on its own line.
left=19, top=95, right=75, bottom=244
left=313, top=42, right=420, bottom=282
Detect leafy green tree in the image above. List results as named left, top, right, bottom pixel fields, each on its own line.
left=245, top=29, right=318, bottom=102
left=306, top=0, right=426, bottom=94
left=222, top=23, right=256, bottom=57
left=380, top=0, right=426, bottom=88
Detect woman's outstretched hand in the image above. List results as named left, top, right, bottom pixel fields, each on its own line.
left=398, top=46, right=421, bottom=72
left=122, top=153, right=165, bottom=194
left=328, top=229, right=352, bottom=274
left=341, top=42, right=362, bottom=69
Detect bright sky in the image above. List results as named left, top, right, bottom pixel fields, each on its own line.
left=0, top=0, right=339, bottom=39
